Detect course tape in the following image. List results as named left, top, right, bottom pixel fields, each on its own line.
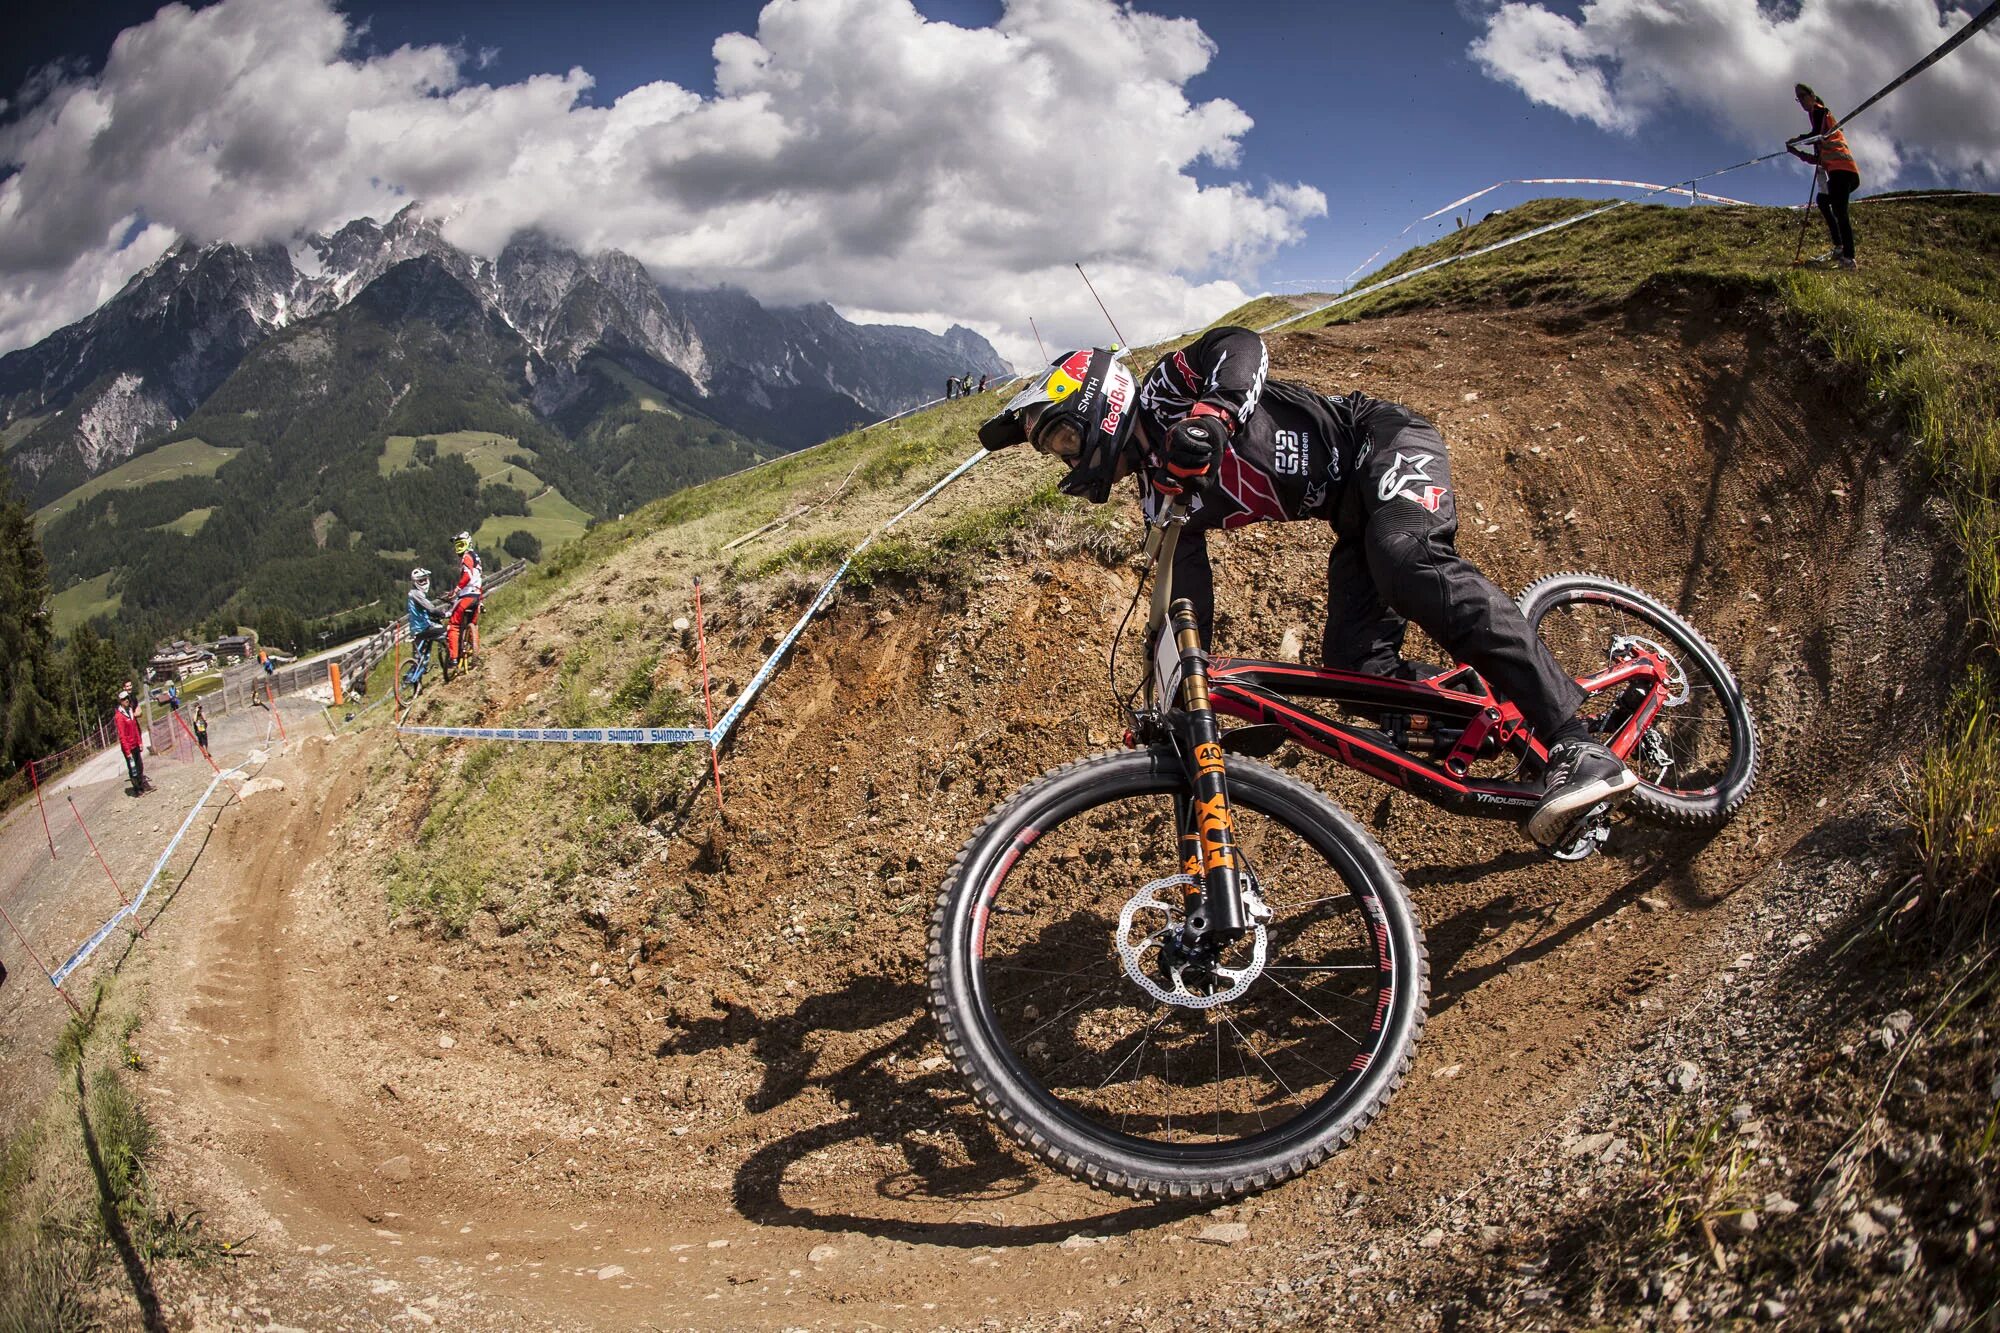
left=398, top=448, right=992, bottom=751
left=709, top=446, right=990, bottom=746
left=50, top=762, right=247, bottom=986
left=1333, top=176, right=1757, bottom=287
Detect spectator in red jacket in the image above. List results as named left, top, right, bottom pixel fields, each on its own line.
left=115, top=691, right=149, bottom=795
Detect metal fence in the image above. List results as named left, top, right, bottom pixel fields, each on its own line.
left=2, top=560, right=531, bottom=809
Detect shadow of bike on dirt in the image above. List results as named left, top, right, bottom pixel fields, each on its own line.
left=1409, top=822, right=1731, bottom=1018
left=665, top=967, right=1201, bottom=1247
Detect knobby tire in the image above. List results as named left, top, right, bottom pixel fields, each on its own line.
left=929, top=748, right=1427, bottom=1200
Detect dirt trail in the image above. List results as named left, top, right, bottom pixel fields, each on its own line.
left=136, top=292, right=1958, bottom=1329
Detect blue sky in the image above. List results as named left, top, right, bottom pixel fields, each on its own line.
left=243, top=0, right=1992, bottom=285
left=2, top=1, right=1993, bottom=361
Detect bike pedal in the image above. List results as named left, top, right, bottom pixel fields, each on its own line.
left=1549, top=799, right=1615, bottom=862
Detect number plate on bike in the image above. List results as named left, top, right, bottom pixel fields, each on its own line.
left=1149, top=627, right=1183, bottom=708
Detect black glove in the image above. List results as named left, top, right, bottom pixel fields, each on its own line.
left=1152, top=414, right=1227, bottom=496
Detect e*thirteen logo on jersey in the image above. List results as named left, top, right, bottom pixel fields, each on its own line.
left=1376, top=450, right=1448, bottom=512
left=1273, top=429, right=1308, bottom=476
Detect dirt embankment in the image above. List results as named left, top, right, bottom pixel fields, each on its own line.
left=135, top=290, right=1960, bottom=1329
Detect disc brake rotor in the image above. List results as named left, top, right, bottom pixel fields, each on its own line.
left=1115, top=875, right=1267, bottom=1009
left=1611, top=634, right=1691, bottom=706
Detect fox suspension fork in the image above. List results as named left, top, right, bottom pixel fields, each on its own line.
left=1166, top=597, right=1249, bottom=946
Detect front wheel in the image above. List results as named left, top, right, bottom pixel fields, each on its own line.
left=1519, top=573, right=1758, bottom=828
left=928, top=748, right=1427, bottom=1200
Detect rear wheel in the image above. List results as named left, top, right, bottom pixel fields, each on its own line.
left=929, top=748, right=1427, bottom=1200
left=1519, top=573, right=1757, bottom=828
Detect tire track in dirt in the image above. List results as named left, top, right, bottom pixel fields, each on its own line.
left=137, top=292, right=1958, bottom=1329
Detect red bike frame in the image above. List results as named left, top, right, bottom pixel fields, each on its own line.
left=1204, top=652, right=1671, bottom=821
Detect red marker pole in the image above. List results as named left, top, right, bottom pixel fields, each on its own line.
left=0, top=897, right=81, bottom=1016
left=67, top=797, right=147, bottom=940
left=692, top=578, right=724, bottom=814
left=265, top=682, right=288, bottom=741
left=29, top=758, right=57, bottom=862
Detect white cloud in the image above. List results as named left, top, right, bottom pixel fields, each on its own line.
left=1470, top=0, right=2000, bottom=187
left=0, top=0, right=1325, bottom=364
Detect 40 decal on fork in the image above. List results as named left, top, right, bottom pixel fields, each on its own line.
left=927, top=504, right=1757, bottom=1200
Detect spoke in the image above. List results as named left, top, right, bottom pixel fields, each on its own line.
left=1262, top=974, right=1362, bottom=1047
left=1017, top=982, right=1119, bottom=1046
left=1261, top=963, right=1376, bottom=972
left=987, top=961, right=1121, bottom=980
left=988, top=961, right=1122, bottom=1016
left=1104, top=1009, right=1170, bottom=1135
left=1213, top=1021, right=1224, bottom=1142
left=1230, top=1020, right=1269, bottom=1134
left=1266, top=893, right=1353, bottom=913
left=1223, top=1014, right=1300, bottom=1104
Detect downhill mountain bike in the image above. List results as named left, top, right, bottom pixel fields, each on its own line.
left=929, top=505, right=1757, bottom=1200
left=396, top=630, right=452, bottom=705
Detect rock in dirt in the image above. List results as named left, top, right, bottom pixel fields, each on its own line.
left=1668, top=1061, right=1702, bottom=1093
left=1847, top=1210, right=1887, bottom=1243
left=1763, top=1194, right=1800, bottom=1217
left=1060, top=1235, right=1104, bottom=1251
left=808, top=1245, right=837, bottom=1263
left=375, top=1155, right=414, bottom=1183
left=1196, top=1223, right=1250, bottom=1246
left=437, top=1034, right=456, bottom=1050
left=239, top=776, right=286, bottom=800
left=597, top=1264, right=625, bottom=1280
left=1418, top=1229, right=1446, bottom=1249
left=1565, top=1131, right=1615, bottom=1158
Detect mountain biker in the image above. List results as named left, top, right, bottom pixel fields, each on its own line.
left=408, top=566, right=449, bottom=667
left=1787, top=83, right=1859, bottom=269
left=444, top=532, right=483, bottom=665
left=977, top=331, right=1638, bottom=848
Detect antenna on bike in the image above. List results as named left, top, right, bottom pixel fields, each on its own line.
left=1029, top=316, right=1049, bottom=365
left=1074, top=263, right=1127, bottom=347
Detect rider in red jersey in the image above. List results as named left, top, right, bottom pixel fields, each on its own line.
left=445, top=531, right=484, bottom=665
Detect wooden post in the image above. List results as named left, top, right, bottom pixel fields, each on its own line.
left=693, top=578, right=724, bottom=815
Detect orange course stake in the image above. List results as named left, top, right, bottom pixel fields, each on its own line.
left=265, top=682, right=288, bottom=740
left=28, top=757, right=56, bottom=861
left=693, top=578, right=724, bottom=814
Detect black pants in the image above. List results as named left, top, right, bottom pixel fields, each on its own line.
left=1817, top=170, right=1859, bottom=259
left=1169, top=409, right=1586, bottom=737
left=124, top=747, right=145, bottom=790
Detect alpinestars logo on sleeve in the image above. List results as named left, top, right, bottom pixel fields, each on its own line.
left=1376, top=451, right=1448, bottom=512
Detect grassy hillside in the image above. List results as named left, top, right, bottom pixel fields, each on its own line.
left=32, top=438, right=238, bottom=525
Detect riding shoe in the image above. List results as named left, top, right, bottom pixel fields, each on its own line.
left=1529, top=739, right=1640, bottom=847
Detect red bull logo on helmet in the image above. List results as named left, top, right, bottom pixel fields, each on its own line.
left=1043, top=349, right=1094, bottom=404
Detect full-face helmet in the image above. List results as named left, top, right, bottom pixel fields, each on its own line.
left=453, top=531, right=473, bottom=556
left=978, top=348, right=1139, bottom=503
left=411, top=567, right=432, bottom=593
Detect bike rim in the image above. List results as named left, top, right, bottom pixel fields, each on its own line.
left=1532, top=588, right=1747, bottom=800
left=965, top=776, right=1403, bottom=1163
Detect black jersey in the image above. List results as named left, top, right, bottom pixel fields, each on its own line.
left=1134, top=325, right=1385, bottom=534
